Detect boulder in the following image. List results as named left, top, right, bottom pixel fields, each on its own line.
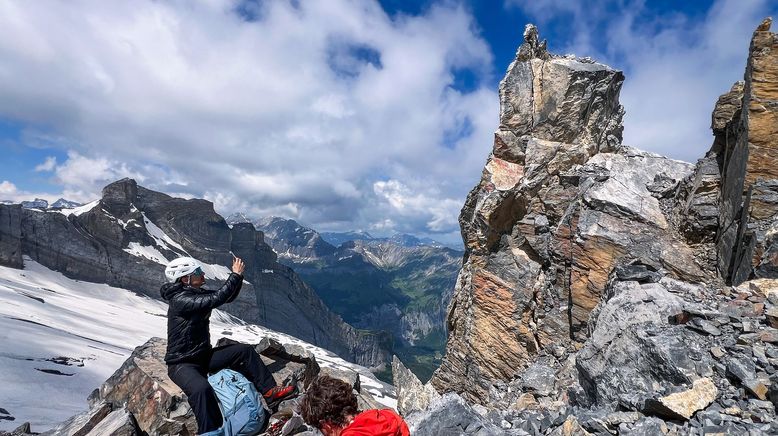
left=642, top=378, right=717, bottom=420
left=405, top=393, right=505, bottom=436
left=81, top=409, right=140, bottom=436
left=548, top=416, right=591, bottom=436
left=576, top=280, right=710, bottom=406
left=392, top=357, right=440, bottom=416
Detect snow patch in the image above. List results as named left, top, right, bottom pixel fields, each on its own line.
left=200, top=263, right=232, bottom=281
left=141, top=213, right=187, bottom=253
left=123, top=242, right=169, bottom=265
left=0, top=259, right=394, bottom=431
left=53, top=200, right=99, bottom=217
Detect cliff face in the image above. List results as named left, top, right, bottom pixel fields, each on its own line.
left=432, top=21, right=776, bottom=406
left=714, top=18, right=778, bottom=285
left=0, top=179, right=389, bottom=368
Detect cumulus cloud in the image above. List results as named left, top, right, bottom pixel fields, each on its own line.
left=372, top=179, right=462, bottom=232
left=51, top=151, right=153, bottom=203
left=506, top=0, right=777, bottom=162
left=0, top=180, right=59, bottom=203
left=0, top=181, right=18, bottom=196
left=34, top=156, right=57, bottom=172
left=0, top=0, right=497, bottom=242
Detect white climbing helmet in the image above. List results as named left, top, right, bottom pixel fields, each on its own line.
left=165, top=257, right=204, bottom=283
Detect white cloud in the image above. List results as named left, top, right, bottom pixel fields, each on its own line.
left=0, top=0, right=497, bottom=237
left=372, top=179, right=461, bottom=233
left=0, top=180, right=59, bottom=204
left=51, top=151, right=150, bottom=203
left=34, top=156, right=57, bottom=172
left=506, top=0, right=777, bottom=162
left=0, top=181, right=18, bottom=196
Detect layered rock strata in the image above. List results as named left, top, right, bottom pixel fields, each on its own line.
left=432, top=24, right=703, bottom=402
left=714, top=18, right=778, bottom=285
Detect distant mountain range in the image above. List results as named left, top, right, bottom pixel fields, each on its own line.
left=1, top=198, right=84, bottom=210
left=227, top=214, right=463, bottom=381
left=318, top=230, right=448, bottom=249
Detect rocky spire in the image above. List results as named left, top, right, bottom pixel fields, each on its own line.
left=431, top=24, right=701, bottom=404
left=516, top=24, right=549, bottom=62
left=715, top=17, right=778, bottom=284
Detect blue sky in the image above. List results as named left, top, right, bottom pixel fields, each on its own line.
left=0, top=0, right=775, bottom=246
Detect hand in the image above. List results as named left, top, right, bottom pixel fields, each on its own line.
left=232, top=257, right=245, bottom=275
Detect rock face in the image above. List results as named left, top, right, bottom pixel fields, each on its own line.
left=30, top=337, right=388, bottom=436
left=432, top=23, right=701, bottom=403
left=0, top=179, right=389, bottom=368
left=715, top=18, right=778, bottom=285
left=412, top=18, right=778, bottom=436
left=392, top=356, right=440, bottom=416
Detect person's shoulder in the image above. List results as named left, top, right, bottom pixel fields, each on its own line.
left=342, top=409, right=409, bottom=436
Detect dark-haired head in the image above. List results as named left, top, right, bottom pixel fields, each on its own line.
left=299, top=375, right=358, bottom=435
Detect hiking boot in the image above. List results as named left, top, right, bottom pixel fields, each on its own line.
left=263, top=384, right=298, bottom=408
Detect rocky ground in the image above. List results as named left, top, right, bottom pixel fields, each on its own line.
left=0, top=336, right=394, bottom=436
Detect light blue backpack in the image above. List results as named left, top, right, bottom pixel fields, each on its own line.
left=200, top=369, right=268, bottom=436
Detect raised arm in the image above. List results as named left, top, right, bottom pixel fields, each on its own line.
left=225, top=256, right=245, bottom=303
left=171, top=272, right=244, bottom=313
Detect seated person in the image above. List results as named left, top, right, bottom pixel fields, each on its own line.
left=162, top=256, right=297, bottom=434
left=300, top=374, right=410, bottom=436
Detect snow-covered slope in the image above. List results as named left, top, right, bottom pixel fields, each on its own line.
left=0, top=258, right=395, bottom=431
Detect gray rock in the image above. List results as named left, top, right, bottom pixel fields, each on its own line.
left=618, top=417, right=668, bottom=436
left=280, top=414, right=306, bottom=436
left=82, top=409, right=139, bottom=436
left=727, top=357, right=757, bottom=384
left=40, top=401, right=112, bottom=436
left=392, top=356, right=440, bottom=416
left=687, top=318, right=722, bottom=336
left=577, top=281, right=710, bottom=405
left=519, top=362, right=556, bottom=397
left=406, top=393, right=505, bottom=436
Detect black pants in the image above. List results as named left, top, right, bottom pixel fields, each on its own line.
left=167, top=343, right=276, bottom=433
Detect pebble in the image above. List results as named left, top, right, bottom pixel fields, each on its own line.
left=710, top=347, right=725, bottom=359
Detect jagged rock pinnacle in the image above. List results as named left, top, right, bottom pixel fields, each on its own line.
left=517, top=23, right=549, bottom=61
left=757, top=16, right=772, bottom=32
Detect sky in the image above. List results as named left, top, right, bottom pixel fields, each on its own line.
left=0, top=0, right=775, bottom=247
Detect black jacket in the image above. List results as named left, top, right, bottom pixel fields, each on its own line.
left=160, top=273, right=243, bottom=364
